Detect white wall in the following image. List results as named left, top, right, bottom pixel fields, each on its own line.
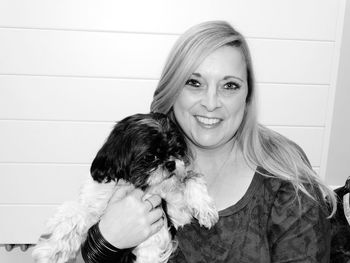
left=0, top=0, right=346, bottom=261
left=325, top=0, right=350, bottom=186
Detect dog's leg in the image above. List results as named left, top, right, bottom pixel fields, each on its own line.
left=32, top=178, right=118, bottom=263
left=32, top=201, right=92, bottom=263
left=149, top=176, right=193, bottom=230
left=163, top=191, right=193, bottom=229
left=183, top=171, right=219, bottom=229
left=133, top=213, right=176, bottom=263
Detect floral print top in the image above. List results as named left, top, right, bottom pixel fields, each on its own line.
left=169, top=167, right=331, bottom=263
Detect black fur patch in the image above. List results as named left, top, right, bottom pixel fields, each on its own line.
left=90, top=112, right=188, bottom=190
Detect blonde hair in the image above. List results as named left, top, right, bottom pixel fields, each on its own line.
left=151, top=20, right=336, bottom=215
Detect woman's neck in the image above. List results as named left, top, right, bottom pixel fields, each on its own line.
left=189, top=141, right=257, bottom=211
left=189, top=140, right=239, bottom=176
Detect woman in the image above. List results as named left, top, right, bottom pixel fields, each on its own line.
left=81, top=21, right=336, bottom=262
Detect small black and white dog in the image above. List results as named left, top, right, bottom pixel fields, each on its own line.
left=32, top=113, right=218, bottom=263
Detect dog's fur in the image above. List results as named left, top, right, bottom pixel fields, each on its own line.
left=32, top=113, right=218, bottom=263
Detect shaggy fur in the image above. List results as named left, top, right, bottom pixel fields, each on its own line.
left=32, top=113, right=218, bottom=263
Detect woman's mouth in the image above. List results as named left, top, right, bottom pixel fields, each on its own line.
left=195, top=116, right=222, bottom=128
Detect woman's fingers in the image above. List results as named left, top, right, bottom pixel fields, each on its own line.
left=143, top=194, right=162, bottom=211
left=123, top=189, right=162, bottom=215
left=99, top=187, right=165, bottom=249
left=148, top=207, right=164, bottom=224
left=150, top=217, right=165, bottom=235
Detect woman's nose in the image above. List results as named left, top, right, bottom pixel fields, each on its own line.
left=200, top=88, right=220, bottom=111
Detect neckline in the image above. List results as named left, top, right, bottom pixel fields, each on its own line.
left=218, top=167, right=265, bottom=217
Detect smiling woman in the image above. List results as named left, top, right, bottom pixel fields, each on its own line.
left=81, top=20, right=338, bottom=263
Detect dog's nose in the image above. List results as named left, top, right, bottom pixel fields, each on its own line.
left=164, top=160, right=176, bottom=172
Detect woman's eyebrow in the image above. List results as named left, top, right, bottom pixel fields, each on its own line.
left=191, top=72, right=202, bottom=78
left=191, top=73, right=244, bottom=82
left=223, top=75, right=244, bottom=82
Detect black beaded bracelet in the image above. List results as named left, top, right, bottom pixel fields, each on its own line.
left=81, top=222, right=132, bottom=263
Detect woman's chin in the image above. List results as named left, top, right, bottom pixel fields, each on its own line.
left=188, top=131, right=236, bottom=150
left=191, top=137, right=224, bottom=150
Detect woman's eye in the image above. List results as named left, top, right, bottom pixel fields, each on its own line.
left=223, top=82, right=240, bottom=90
left=185, top=79, right=201, bottom=88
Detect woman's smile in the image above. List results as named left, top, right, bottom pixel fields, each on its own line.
left=194, top=115, right=222, bottom=128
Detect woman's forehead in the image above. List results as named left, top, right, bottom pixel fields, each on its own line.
left=192, top=46, right=247, bottom=81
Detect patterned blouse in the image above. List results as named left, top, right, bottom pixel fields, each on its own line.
left=169, top=167, right=331, bottom=263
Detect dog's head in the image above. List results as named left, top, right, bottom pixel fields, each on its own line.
left=90, top=113, right=189, bottom=190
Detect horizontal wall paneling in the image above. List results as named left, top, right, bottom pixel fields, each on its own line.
left=0, top=76, right=329, bottom=126
left=0, top=205, right=57, bottom=243
left=0, top=29, right=335, bottom=84
left=0, top=75, right=155, bottom=121
left=0, top=0, right=340, bottom=40
left=0, top=164, right=89, bottom=204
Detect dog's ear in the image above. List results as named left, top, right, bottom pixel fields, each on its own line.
left=90, top=121, right=130, bottom=183
left=153, top=113, right=187, bottom=158
left=165, top=122, right=188, bottom=163
left=90, top=151, right=111, bottom=183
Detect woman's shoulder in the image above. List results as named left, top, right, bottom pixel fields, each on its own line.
left=256, top=166, right=327, bottom=211
left=218, top=166, right=328, bottom=218
left=255, top=166, right=286, bottom=200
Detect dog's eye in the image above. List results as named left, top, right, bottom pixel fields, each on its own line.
left=164, top=160, right=176, bottom=172
left=143, top=155, right=157, bottom=163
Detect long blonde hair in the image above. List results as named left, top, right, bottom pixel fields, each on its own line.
left=151, top=20, right=336, bottom=215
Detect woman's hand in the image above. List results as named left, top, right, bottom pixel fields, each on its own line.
left=98, top=184, right=164, bottom=249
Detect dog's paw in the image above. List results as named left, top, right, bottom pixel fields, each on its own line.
left=196, top=205, right=219, bottom=229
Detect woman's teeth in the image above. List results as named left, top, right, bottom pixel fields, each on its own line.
left=196, top=116, right=221, bottom=126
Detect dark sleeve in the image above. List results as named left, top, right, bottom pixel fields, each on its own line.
left=267, top=182, right=331, bottom=263
left=81, top=223, right=134, bottom=263
left=168, top=246, right=187, bottom=263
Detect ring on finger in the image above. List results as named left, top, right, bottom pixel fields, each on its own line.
left=145, top=198, right=154, bottom=211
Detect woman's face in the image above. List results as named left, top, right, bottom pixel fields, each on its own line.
left=173, top=45, right=248, bottom=150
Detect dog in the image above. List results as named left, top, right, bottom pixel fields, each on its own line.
left=32, top=112, right=219, bottom=263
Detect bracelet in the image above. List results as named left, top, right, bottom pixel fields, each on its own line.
left=81, top=222, right=133, bottom=263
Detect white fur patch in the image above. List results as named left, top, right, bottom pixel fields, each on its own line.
left=32, top=168, right=218, bottom=263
